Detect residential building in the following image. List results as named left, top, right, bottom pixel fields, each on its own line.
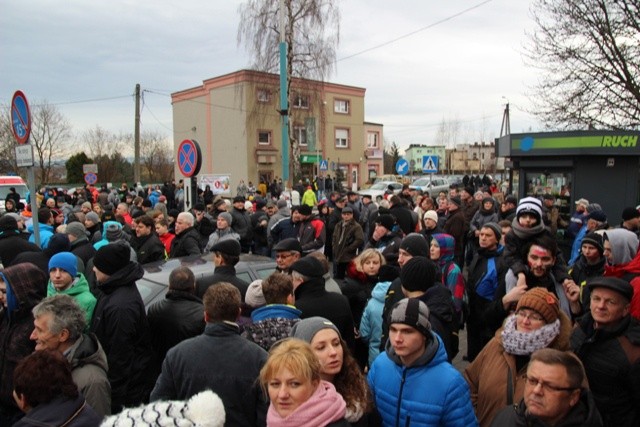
left=171, top=70, right=383, bottom=192
left=403, top=144, right=447, bottom=174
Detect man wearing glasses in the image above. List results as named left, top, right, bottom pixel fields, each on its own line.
left=571, top=277, right=640, bottom=427
left=272, top=238, right=302, bottom=274
left=492, top=348, right=602, bottom=426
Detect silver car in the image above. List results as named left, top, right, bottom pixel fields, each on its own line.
left=409, top=176, right=451, bottom=196
left=357, top=181, right=402, bottom=202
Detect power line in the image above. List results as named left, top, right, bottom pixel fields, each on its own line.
left=337, top=0, right=494, bottom=62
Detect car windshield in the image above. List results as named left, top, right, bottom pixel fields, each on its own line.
left=369, top=182, right=390, bottom=190
left=413, top=178, right=429, bottom=186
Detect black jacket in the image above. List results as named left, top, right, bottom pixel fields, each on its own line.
left=13, top=395, right=102, bottom=427
left=0, top=230, right=41, bottom=267
left=571, top=314, right=640, bottom=427
left=131, top=233, right=165, bottom=264
left=417, top=285, right=459, bottom=362
left=294, top=277, right=356, bottom=350
left=147, top=290, right=205, bottom=368
left=196, top=265, right=250, bottom=300
left=491, top=390, right=603, bottom=426
left=70, top=237, right=96, bottom=266
left=389, top=204, right=415, bottom=236
left=231, top=207, right=253, bottom=248
left=90, top=261, right=154, bottom=413
left=170, top=226, right=202, bottom=258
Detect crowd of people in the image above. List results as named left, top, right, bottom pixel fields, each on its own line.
left=0, top=177, right=639, bottom=426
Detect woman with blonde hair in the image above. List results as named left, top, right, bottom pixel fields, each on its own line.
left=290, top=318, right=372, bottom=426
left=260, top=338, right=349, bottom=427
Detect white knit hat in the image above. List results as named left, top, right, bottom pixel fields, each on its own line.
left=101, top=390, right=225, bottom=427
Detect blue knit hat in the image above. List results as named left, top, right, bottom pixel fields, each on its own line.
left=48, top=252, right=78, bottom=277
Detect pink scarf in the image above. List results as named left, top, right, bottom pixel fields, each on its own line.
left=267, top=380, right=347, bottom=427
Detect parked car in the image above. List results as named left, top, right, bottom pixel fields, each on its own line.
left=357, top=181, right=402, bottom=202
left=409, top=176, right=451, bottom=196
left=136, top=253, right=277, bottom=309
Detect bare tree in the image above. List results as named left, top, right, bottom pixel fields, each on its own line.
left=434, top=116, right=461, bottom=149
left=526, top=0, right=640, bottom=129
left=238, top=0, right=340, bottom=180
left=0, top=105, right=20, bottom=175
left=29, top=101, right=72, bottom=184
left=140, top=130, right=173, bottom=183
left=79, top=126, right=131, bottom=183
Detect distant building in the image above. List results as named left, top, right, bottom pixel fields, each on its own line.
left=403, top=144, right=447, bottom=174
left=447, top=142, right=498, bottom=173
left=171, top=70, right=383, bottom=192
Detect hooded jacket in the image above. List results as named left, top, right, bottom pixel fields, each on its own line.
left=67, top=333, right=111, bottom=417
left=298, top=215, right=326, bottom=255
left=490, top=389, right=603, bottom=427
left=27, top=222, right=55, bottom=248
left=360, top=280, right=392, bottom=366
left=47, top=273, right=96, bottom=326
left=571, top=313, right=640, bottom=427
left=0, top=263, right=47, bottom=417
left=368, top=333, right=477, bottom=427
left=464, top=312, right=573, bottom=427
left=603, top=229, right=640, bottom=319
left=90, top=261, right=154, bottom=413
left=432, top=233, right=466, bottom=319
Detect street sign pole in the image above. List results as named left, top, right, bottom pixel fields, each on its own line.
left=11, top=91, right=40, bottom=246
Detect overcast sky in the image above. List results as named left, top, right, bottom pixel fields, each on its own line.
left=1, top=0, right=540, bottom=154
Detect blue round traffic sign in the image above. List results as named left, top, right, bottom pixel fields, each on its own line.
left=395, top=158, right=409, bottom=176
left=11, top=91, right=31, bottom=145
left=177, top=139, right=202, bottom=178
left=84, top=172, right=97, bottom=185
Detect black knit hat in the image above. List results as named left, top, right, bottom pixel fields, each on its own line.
left=449, top=196, right=462, bottom=207
left=94, top=242, right=131, bottom=276
left=295, top=205, right=312, bottom=216
left=581, top=232, right=604, bottom=255
left=399, top=233, right=430, bottom=257
left=375, top=214, right=395, bottom=230
left=0, top=215, right=18, bottom=233
left=290, top=257, right=324, bottom=279
left=400, top=256, right=437, bottom=292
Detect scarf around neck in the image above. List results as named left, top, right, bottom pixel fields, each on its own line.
left=501, top=314, right=560, bottom=356
left=267, top=380, right=346, bottom=427
left=511, top=219, right=545, bottom=240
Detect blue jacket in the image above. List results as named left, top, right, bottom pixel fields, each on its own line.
left=27, top=223, right=54, bottom=249
left=360, top=280, right=391, bottom=366
left=368, top=333, right=478, bottom=427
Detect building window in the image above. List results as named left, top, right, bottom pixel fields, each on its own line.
left=258, top=130, right=272, bottom=145
left=292, top=94, right=310, bottom=109
left=294, top=126, right=307, bottom=146
left=334, top=99, right=349, bottom=114
left=257, top=89, right=271, bottom=103
left=335, top=128, right=349, bottom=148
left=367, top=131, right=379, bottom=149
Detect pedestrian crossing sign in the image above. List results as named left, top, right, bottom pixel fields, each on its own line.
left=319, top=159, right=328, bottom=171
left=422, top=156, right=438, bottom=173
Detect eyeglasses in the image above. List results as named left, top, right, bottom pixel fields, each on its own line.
left=522, top=375, right=577, bottom=393
left=516, top=309, right=545, bottom=323
left=275, top=253, right=293, bottom=260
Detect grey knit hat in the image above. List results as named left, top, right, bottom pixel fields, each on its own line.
left=65, top=222, right=87, bottom=239
left=217, top=212, right=233, bottom=225
left=290, top=316, right=341, bottom=343
left=85, top=212, right=100, bottom=224
left=389, top=298, right=432, bottom=337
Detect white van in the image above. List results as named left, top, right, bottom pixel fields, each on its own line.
left=0, top=176, right=28, bottom=212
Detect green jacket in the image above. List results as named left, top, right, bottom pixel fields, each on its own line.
left=47, top=273, right=97, bottom=326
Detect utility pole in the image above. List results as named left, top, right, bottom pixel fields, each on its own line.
left=134, top=83, right=141, bottom=184
left=279, top=0, right=289, bottom=182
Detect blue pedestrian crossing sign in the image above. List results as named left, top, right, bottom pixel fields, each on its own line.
left=422, top=156, right=439, bottom=173
left=319, top=159, right=328, bottom=171
left=395, top=158, right=409, bottom=176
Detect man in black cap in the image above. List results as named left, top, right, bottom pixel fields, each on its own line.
left=500, top=195, right=518, bottom=222
left=388, top=195, right=415, bottom=236
left=90, top=242, right=154, bottom=413
left=620, top=206, right=640, bottom=237
left=273, top=238, right=302, bottom=274
left=295, top=204, right=326, bottom=256
left=290, top=256, right=355, bottom=349
left=197, top=239, right=249, bottom=300
left=331, top=205, right=364, bottom=279
left=230, top=196, right=252, bottom=253
left=364, top=214, right=402, bottom=266
left=571, top=277, right=640, bottom=427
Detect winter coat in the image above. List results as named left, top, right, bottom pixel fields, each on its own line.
left=569, top=255, right=606, bottom=311
left=432, top=233, right=466, bottom=319
left=464, top=314, right=572, bottom=427
left=298, top=215, right=326, bottom=255
left=47, top=273, right=96, bottom=326
left=364, top=231, right=402, bottom=266
left=158, top=232, right=175, bottom=256
left=170, top=226, right=203, bottom=258
left=242, top=304, right=302, bottom=351
left=231, top=207, right=253, bottom=249
left=130, top=232, right=165, bottom=264
left=368, top=333, right=478, bottom=427
left=67, top=333, right=111, bottom=417
left=604, top=249, right=640, bottom=320
left=0, top=229, right=41, bottom=267
left=294, top=277, right=356, bottom=350
left=90, top=261, right=154, bottom=412
left=27, top=222, right=55, bottom=248
left=0, top=263, right=47, bottom=418
left=332, top=220, right=364, bottom=263
left=360, top=280, right=391, bottom=366
left=340, top=263, right=378, bottom=327
left=267, top=207, right=290, bottom=246
left=150, top=322, right=269, bottom=427
left=301, top=188, right=317, bottom=207
left=417, top=285, right=460, bottom=362
left=270, top=217, right=298, bottom=247
left=204, top=227, right=240, bottom=253
left=470, top=207, right=500, bottom=234
left=443, top=208, right=467, bottom=259
left=462, top=198, right=480, bottom=223
left=196, top=265, right=250, bottom=300
left=571, top=313, right=640, bottom=427
left=147, top=290, right=205, bottom=367
left=389, top=204, right=415, bottom=236
left=12, top=395, right=102, bottom=427
left=70, top=236, right=97, bottom=266
left=491, top=390, right=603, bottom=427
